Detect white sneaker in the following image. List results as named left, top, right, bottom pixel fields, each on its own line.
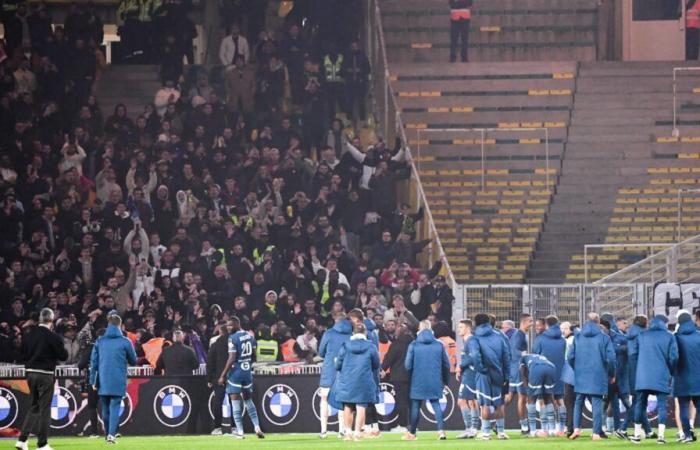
left=498, top=432, right=510, bottom=440
left=319, top=432, right=327, bottom=439
left=390, top=426, right=408, bottom=433
left=211, top=427, right=223, bottom=435
left=106, top=435, right=116, bottom=444
left=14, top=441, right=28, bottom=450
left=232, top=433, right=245, bottom=439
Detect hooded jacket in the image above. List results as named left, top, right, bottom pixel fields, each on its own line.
left=364, top=318, right=379, bottom=347
left=318, top=319, right=352, bottom=387
left=568, top=320, right=616, bottom=396
left=625, top=323, right=644, bottom=392
left=405, top=329, right=450, bottom=400
left=509, top=328, right=528, bottom=383
left=89, top=324, right=137, bottom=397
left=459, top=334, right=477, bottom=387
left=607, top=320, right=630, bottom=394
left=533, top=323, right=566, bottom=394
left=333, top=335, right=380, bottom=404
left=674, top=320, right=700, bottom=397
left=635, top=317, right=678, bottom=394
left=468, top=324, right=510, bottom=386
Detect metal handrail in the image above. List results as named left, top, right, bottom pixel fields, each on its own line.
left=371, top=0, right=456, bottom=287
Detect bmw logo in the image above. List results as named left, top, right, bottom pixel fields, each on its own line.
left=420, top=386, right=455, bottom=423
left=50, top=386, right=77, bottom=429
left=153, top=385, right=192, bottom=428
left=311, top=388, right=338, bottom=425
left=0, top=387, right=19, bottom=430
left=376, top=383, right=399, bottom=425
left=97, top=393, right=133, bottom=427
left=262, top=384, right=299, bottom=426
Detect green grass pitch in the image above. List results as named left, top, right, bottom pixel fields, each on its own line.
left=3, top=430, right=683, bottom=449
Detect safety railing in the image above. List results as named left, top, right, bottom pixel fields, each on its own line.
left=365, top=0, right=456, bottom=287
left=593, top=233, right=700, bottom=286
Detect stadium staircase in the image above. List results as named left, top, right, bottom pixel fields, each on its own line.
left=381, top=0, right=598, bottom=63
left=95, top=65, right=163, bottom=120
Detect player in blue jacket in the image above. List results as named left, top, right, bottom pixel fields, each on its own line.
left=469, top=313, right=510, bottom=440
left=509, top=313, right=533, bottom=434
left=217, top=316, right=264, bottom=439
left=403, top=320, right=451, bottom=441
left=532, top=315, right=566, bottom=436
left=520, top=353, right=557, bottom=437
left=456, top=319, right=479, bottom=439
left=334, top=322, right=380, bottom=441
left=89, top=313, right=137, bottom=444
left=568, top=313, right=616, bottom=441
left=317, top=313, right=352, bottom=438
left=674, top=310, right=700, bottom=443
left=630, top=315, right=678, bottom=444
left=347, top=309, right=381, bottom=437
left=620, top=315, right=653, bottom=440
left=599, top=313, right=630, bottom=438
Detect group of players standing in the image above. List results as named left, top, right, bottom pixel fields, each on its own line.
left=217, top=308, right=700, bottom=442
left=456, top=310, right=700, bottom=444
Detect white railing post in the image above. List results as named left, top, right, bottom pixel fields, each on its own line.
left=671, top=67, right=700, bottom=138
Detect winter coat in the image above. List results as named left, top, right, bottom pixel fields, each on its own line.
left=89, top=324, right=137, bottom=397
left=635, top=317, right=678, bottom=394
left=509, top=328, right=528, bottom=382
left=459, top=335, right=477, bottom=387
left=626, top=324, right=644, bottom=392
left=533, top=324, right=566, bottom=394
left=468, top=324, right=510, bottom=386
left=674, top=321, right=700, bottom=397
left=405, top=329, right=450, bottom=400
left=318, top=319, right=352, bottom=387
left=568, top=320, right=616, bottom=396
left=334, top=335, right=380, bottom=404
left=561, top=333, right=576, bottom=386
left=381, top=331, right=412, bottom=383
left=608, top=322, right=630, bottom=394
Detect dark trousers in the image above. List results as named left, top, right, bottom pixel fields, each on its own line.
left=346, top=83, right=367, bottom=121
left=19, top=372, right=54, bottom=447
left=450, top=19, right=470, bottom=62
left=678, top=396, right=700, bottom=436
left=394, top=380, right=410, bottom=428
left=87, top=386, right=100, bottom=435
left=564, top=383, right=575, bottom=432
left=211, top=384, right=227, bottom=429
left=687, top=28, right=699, bottom=60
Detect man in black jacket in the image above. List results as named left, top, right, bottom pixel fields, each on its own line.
left=16, top=308, right=68, bottom=450
left=381, top=325, right=414, bottom=432
left=155, top=330, right=199, bottom=376
left=206, top=321, right=230, bottom=435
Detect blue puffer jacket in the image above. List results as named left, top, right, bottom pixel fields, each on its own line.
left=318, top=319, right=352, bottom=387
left=89, top=324, right=137, bottom=397
left=459, top=335, right=476, bottom=387
left=674, top=321, right=700, bottom=397
left=509, top=328, right=528, bottom=382
left=635, top=317, right=678, bottom=394
left=334, top=335, right=380, bottom=404
left=469, top=324, right=510, bottom=386
left=608, top=321, right=630, bottom=395
left=405, top=329, right=450, bottom=400
left=364, top=319, right=378, bottom=347
left=626, top=323, right=644, bottom=392
left=533, top=324, right=566, bottom=393
left=568, top=320, right=616, bottom=396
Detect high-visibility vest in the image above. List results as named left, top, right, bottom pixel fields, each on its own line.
left=378, top=341, right=391, bottom=363
left=215, top=248, right=227, bottom=269
left=281, top=339, right=300, bottom=362
left=688, top=2, right=700, bottom=28
left=324, top=54, right=344, bottom=83
left=450, top=6, right=471, bottom=20
left=253, top=245, right=275, bottom=266
left=439, top=336, right=458, bottom=372
left=256, top=339, right=279, bottom=362
left=142, top=337, right=169, bottom=367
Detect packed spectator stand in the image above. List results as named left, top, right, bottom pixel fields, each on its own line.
left=0, top=0, right=454, bottom=372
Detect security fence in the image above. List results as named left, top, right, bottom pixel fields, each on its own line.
left=454, top=283, right=653, bottom=327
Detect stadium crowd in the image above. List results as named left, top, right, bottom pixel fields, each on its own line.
left=0, top=0, right=453, bottom=374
